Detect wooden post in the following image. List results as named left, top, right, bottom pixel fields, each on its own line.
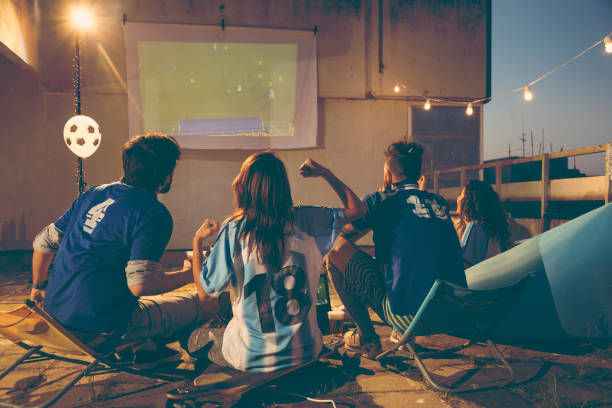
left=433, top=171, right=439, bottom=194
left=495, top=164, right=502, bottom=198
left=459, top=169, right=466, bottom=188
left=605, top=143, right=612, bottom=204
left=541, top=154, right=550, bottom=233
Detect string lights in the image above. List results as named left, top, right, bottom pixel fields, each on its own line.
left=465, top=102, right=473, bottom=116
left=69, top=6, right=95, bottom=196
left=391, top=32, right=611, bottom=115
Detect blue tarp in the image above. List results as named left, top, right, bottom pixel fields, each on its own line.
left=466, top=203, right=612, bottom=340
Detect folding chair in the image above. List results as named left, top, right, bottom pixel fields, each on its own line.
left=0, top=300, right=184, bottom=408
left=376, top=273, right=534, bottom=393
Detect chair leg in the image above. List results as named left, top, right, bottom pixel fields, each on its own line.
left=0, top=360, right=99, bottom=408
left=377, top=337, right=476, bottom=361
left=36, top=360, right=99, bottom=408
left=418, top=339, right=476, bottom=358
left=404, top=341, right=457, bottom=393
left=376, top=335, right=412, bottom=360
left=0, top=346, right=42, bottom=381
left=485, top=339, right=515, bottom=387
left=404, top=339, right=515, bottom=394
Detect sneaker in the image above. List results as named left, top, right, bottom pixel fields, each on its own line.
left=133, top=345, right=181, bottom=370
left=343, top=329, right=381, bottom=359
left=389, top=329, right=402, bottom=344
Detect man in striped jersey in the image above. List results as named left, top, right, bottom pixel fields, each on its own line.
left=326, top=142, right=466, bottom=358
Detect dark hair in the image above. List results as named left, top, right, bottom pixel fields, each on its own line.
left=458, top=180, right=510, bottom=247
left=121, top=133, right=181, bottom=192
left=232, top=151, right=294, bottom=270
left=384, top=142, right=424, bottom=182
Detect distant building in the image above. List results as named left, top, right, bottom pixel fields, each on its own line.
left=481, top=157, right=596, bottom=220
left=483, top=157, right=586, bottom=184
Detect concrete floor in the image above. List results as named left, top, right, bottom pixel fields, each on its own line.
left=1, top=253, right=610, bottom=408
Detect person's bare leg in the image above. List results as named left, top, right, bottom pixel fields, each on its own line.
left=325, top=238, right=377, bottom=340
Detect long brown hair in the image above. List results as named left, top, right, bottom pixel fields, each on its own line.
left=457, top=180, right=510, bottom=248
left=231, top=151, right=294, bottom=270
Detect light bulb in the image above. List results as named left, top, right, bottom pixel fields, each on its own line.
left=605, top=35, right=612, bottom=54
left=70, top=7, right=94, bottom=30
left=394, top=84, right=400, bottom=93
left=523, top=86, right=533, bottom=101
left=466, top=102, right=473, bottom=116
left=424, top=99, right=431, bottom=111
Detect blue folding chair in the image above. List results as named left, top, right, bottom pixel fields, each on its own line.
left=376, top=273, right=534, bottom=393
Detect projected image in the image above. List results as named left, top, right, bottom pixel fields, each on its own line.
left=138, top=41, right=297, bottom=138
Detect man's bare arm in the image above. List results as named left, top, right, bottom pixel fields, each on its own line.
left=341, top=222, right=370, bottom=242
left=128, top=263, right=193, bottom=297
left=30, top=250, right=54, bottom=304
left=192, top=219, right=220, bottom=303
left=299, top=159, right=366, bottom=222
left=30, top=224, right=63, bottom=304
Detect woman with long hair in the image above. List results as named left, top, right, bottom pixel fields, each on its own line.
left=189, top=151, right=365, bottom=372
left=456, top=179, right=510, bottom=268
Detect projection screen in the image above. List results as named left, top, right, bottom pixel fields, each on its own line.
left=124, top=23, right=318, bottom=150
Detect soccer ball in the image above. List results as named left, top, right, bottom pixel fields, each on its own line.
left=63, top=115, right=102, bottom=158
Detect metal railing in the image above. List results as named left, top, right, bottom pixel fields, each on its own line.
left=423, top=143, right=612, bottom=232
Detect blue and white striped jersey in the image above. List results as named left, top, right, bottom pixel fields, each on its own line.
left=200, top=206, right=344, bottom=372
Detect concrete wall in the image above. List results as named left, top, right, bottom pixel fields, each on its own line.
left=0, top=0, right=40, bottom=69
left=0, top=0, right=489, bottom=250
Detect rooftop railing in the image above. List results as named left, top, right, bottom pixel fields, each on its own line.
left=423, top=143, right=612, bottom=232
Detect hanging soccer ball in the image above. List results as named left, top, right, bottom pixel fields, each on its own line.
left=63, top=115, right=101, bottom=158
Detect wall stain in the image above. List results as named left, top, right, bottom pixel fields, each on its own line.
left=387, top=0, right=485, bottom=35
left=292, top=0, right=362, bottom=17
left=0, top=214, right=29, bottom=251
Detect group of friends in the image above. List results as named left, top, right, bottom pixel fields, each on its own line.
left=30, top=133, right=510, bottom=373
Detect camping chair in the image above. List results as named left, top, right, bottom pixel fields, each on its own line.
left=0, top=300, right=184, bottom=408
left=376, top=273, right=534, bottom=393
